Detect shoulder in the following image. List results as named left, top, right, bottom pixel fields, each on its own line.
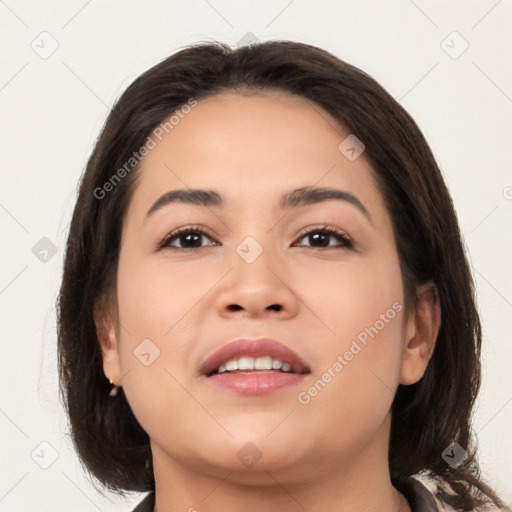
left=414, top=476, right=509, bottom=512
left=129, top=482, right=508, bottom=512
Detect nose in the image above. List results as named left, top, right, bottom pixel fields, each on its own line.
left=215, top=241, right=300, bottom=320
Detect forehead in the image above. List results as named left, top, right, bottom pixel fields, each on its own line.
left=124, top=91, right=384, bottom=224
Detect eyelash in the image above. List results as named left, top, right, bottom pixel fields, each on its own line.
left=157, top=224, right=354, bottom=251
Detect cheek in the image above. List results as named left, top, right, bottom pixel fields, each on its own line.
left=113, top=254, right=201, bottom=412
left=303, top=248, right=404, bottom=358
left=297, top=250, right=405, bottom=426
left=296, top=306, right=404, bottom=453
left=116, top=255, right=213, bottom=348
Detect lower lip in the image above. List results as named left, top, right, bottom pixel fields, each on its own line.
left=205, top=371, right=307, bottom=395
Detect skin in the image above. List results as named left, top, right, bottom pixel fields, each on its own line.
left=97, top=91, right=441, bottom=512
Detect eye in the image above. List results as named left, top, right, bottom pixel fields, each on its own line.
left=293, top=225, right=353, bottom=249
left=157, top=225, right=219, bottom=250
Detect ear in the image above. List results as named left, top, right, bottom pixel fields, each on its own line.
left=93, top=297, right=123, bottom=386
left=399, top=281, right=441, bottom=385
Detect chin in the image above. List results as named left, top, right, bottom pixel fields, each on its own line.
left=207, top=430, right=308, bottom=473
left=203, top=447, right=304, bottom=482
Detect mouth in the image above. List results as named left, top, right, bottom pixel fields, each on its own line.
left=200, top=338, right=311, bottom=396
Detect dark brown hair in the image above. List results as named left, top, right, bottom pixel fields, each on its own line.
left=57, top=40, right=507, bottom=509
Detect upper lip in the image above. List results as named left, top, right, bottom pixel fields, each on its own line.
left=200, top=338, right=311, bottom=376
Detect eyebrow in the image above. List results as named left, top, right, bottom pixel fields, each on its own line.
left=145, top=186, right=372, bottom=224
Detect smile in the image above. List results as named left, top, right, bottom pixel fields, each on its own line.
left=200, top=338, right=310, bottom=395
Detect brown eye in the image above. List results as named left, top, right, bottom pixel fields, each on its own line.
left=158, top=226, right=219, bottom=250
left=293, top=225, right=353, bottom=249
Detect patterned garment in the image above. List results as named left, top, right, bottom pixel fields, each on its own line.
left=129, top=476, right=455, bottom=512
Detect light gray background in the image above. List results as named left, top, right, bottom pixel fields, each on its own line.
left=1, top=1, right=511, bottom=510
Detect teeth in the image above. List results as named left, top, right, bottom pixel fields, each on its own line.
left=225, top=360, right=238, bottom=371
left=272, top=359, right=283, bottom=370
left=255, top=356, right=273, bottom=370
left=216, top=356, right=293, bottom=374
left=238, top=356, right=254, bottom=370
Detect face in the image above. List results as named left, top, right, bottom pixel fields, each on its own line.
left=100, top=91, right=422, bottom=483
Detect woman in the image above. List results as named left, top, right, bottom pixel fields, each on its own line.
left=57, top=40, right=509, bottom=511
